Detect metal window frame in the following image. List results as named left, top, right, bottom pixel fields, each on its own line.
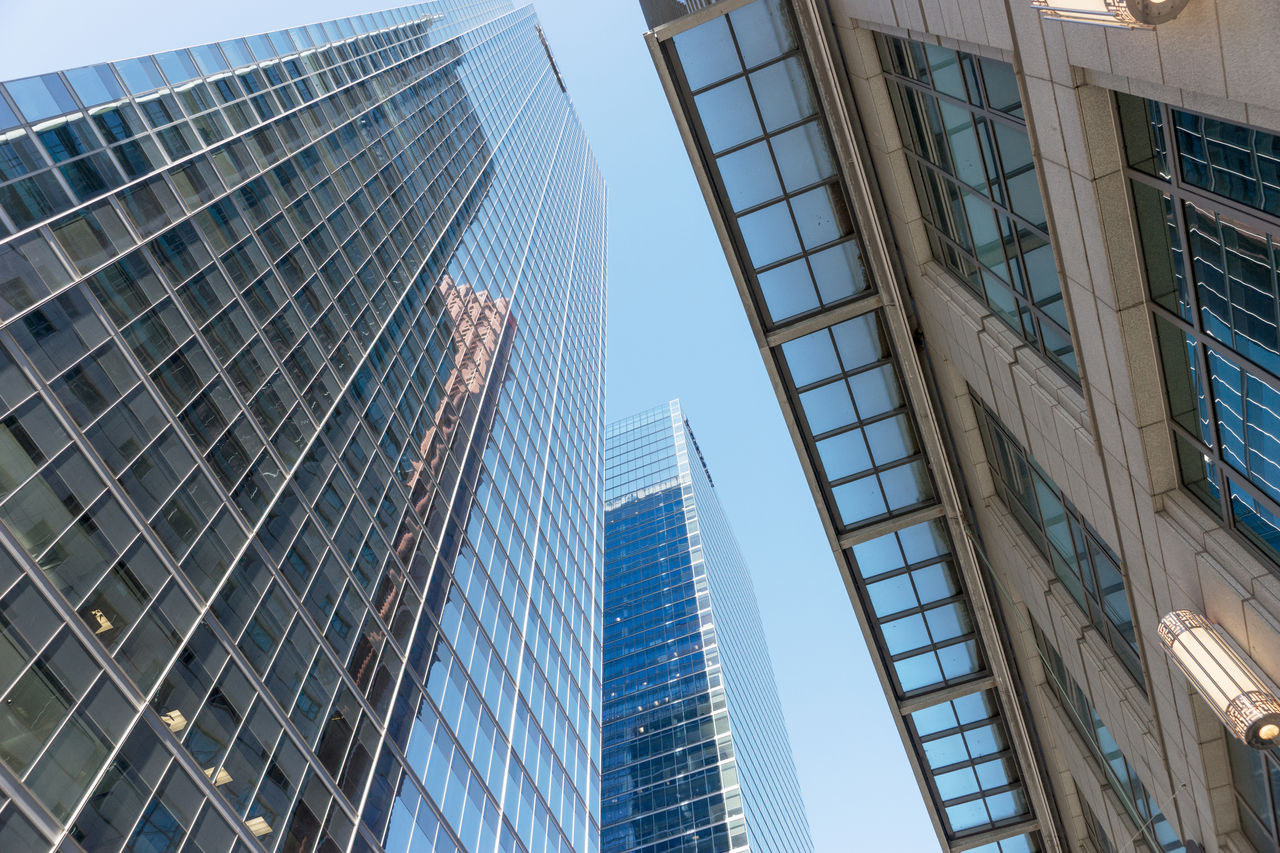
left=1127, top=96, right=1280, bottom=579
left=643, top=1, right=1059, bottom=849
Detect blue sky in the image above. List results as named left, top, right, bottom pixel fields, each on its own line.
left=0, top=1, right=939, bottom=849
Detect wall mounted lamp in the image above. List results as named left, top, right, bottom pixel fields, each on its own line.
left=1158, top=610, right=1280, bottom=749
left=1030, top=0, right=1191, bottom=28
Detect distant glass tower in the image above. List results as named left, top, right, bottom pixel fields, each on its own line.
left=602, top=402, right=811, bottom=853
left=0, top=3, right=605, bottom=853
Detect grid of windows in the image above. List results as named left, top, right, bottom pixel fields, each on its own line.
left=780, top=312, right=934, bottom=532
left=655, top=2, right=1046, bottom=847
left=1119, top=93, right=1280, bottom=572
left=1226, top=730, right=1280, bottom=852
left=971, top=397, right=1143, bottom=686
left=0, top=3, right=606, bottom=853
left=849, top=518, right=982, bottom=696
left=1032, top=623, right=1183, bottom=853
left=668, top=0, right=871, bottom=328
left=601, top=404, right=812, bottom=853
left=876, top=34, right=1077, bottom=381
left=847, top=520, right=1041, bottom=842
left=0, top=2, right=506, bottom=242
left=1080, top=792, right=1118, bottom=853
left=908, top=689, right=1031, bottom=836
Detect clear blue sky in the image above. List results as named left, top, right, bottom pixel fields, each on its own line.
left=0, top=1, right=939, bottom=850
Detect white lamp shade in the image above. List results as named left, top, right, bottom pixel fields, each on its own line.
left=1158, top=610, right=1280, bottom=749
left=1030, top=0, right=1191, bottom=28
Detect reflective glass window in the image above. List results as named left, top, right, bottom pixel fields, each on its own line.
left=1122, top=93, right=1280, bottom=577
left=65, top=65, right=125, bottom=108
left=1033, top=623, right=1182, bottom=852
left=973, top=395, right=1143, bottom=686
left=877, top=34, right=1075, bottom=381
left=5, top=75, right=77, bottom=122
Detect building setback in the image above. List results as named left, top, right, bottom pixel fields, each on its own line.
left=640, top=1, right=1280, bottom=853
left=602, top=401, right=811, bottom=853
left=0, top=3, right=605, bottom=852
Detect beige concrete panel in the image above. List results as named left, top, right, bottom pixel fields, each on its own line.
left=1119, top=414, right=1152, bottom=495
left=1214, top=0, right=1280, bottom=111
left=1103, top=26, right=1162, bottom=97
left=839, top=0, right=899, bottom=29
left=1093, top=170, right=1145, bottom=312
left=1117, top=303, right=1165, bottom=428
left=1053, top=404, right=1088, bottom=477
left=1155, top=510, right=1206, bottom=611
left=916, top=0, right=945, bottom=35
left=1070, top=171, right=1114, bottom=303
left=1005, top=0, right=1050, bottom=81
left=980, top=331, right=1021, bottom=423
left=834, top=23, right=875, bottom=80
left=1094, top=453, right=1129, bottom=546
left=1181, top=86, right=1249, bottom=124
left=973, top=0, right=1012, bottom=51
left=1037, top=17, right=1075, bottom=85
left=1076, top=84, right=1123, bottom=178
left=1243, top=599, right=1280, bottom=689
left=1068, top=304, right=1111, bottom=410
left=1039, top=159, right=1092, bottom=285
left=1098, top=302, right=1138, bottom=423
left=1197, top=549, right=1249, bottom=645
left=1061, top=21, right=1112, bottom=80
left=1097, top=67, right=1181, bottom=108
left=933, top=0, right=967, bottom=44
left=1022, top=75, right=1068, bottom=167
left=1246, top=102, right=1280, bottom=136
left=958, top=0, right=992, bottom=49
left=1140, top=422, right=1177, bottom=495
left=889, top=0, right=926, bottom=33
left=1152, top=1, right=1227, bottom=101
left=1056, top=82, right=1097, bottom=178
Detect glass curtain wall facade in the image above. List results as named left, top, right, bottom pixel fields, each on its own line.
left=0, top=4, right=606, bottom=853
left=602, top=401, right=811, bottom=853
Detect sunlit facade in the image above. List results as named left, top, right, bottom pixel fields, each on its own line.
left=0, top=3, right=605, bottom=852
left=641, top=0, right=1280, bottom=852
left=602, top=401, right=811, bottom=853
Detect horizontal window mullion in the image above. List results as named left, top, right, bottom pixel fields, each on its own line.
left=887, top=632, right=979, bottom=663
left=880, top=70, right=1029, bottom=134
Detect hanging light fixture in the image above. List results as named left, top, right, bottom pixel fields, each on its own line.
left=1158, top=610, right=1280, bottom=749
left=1030, top=0, right=1191, bottom=28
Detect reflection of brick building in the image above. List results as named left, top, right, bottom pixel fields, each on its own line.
left=346, top=277, right=515, bottom=696
left=0, top=1, right=605, bottom=847
left=401, top=276, right=514, bottom=557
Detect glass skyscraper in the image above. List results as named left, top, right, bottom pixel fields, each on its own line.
left=0, top=3, right=605, bottom=853
left=602, top=401, right=811, bottom=853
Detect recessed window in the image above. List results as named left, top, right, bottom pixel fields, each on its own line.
left=877, top=34, right=1076, bottom=381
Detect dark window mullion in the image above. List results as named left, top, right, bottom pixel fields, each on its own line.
left=827, top=451, right=932, bottom=490
left=907, top=151, right=1051, bottom=242
left=881, top=67, right=1029, bottom=135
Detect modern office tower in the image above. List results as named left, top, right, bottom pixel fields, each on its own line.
left=641, top=1, right=1280, bottom=853
left=0, top=3, right=606, bottom=853
left=602, top=401, right=811, bottom=853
